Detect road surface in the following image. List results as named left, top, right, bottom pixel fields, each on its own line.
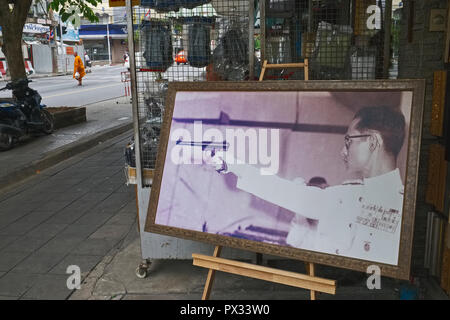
left=0, top=65, right=128, bottom=107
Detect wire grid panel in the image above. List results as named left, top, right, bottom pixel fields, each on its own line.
left=132, top=1, right=251, bottom=173
left=263, top=0, right=398, bottom=80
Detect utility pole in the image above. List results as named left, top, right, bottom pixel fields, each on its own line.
left=107, top=23, right=111, bottom=65
left=59, top=16, right=66, bottom=73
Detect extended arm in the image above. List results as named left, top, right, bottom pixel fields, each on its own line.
left=224, top=161, right=329, bottom=220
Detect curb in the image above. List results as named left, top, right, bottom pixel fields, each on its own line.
left=0, top=121, right=133, bottom=192
left=29, top=72, right=72, bottom=79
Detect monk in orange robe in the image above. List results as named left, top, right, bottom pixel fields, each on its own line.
left=73, top=52, right=86, bottom=86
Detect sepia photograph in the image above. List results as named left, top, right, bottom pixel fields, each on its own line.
left=146, top=81, right=424, bottom=279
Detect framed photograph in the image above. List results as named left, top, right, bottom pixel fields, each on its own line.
left=145, top=80, right=425, bottom=280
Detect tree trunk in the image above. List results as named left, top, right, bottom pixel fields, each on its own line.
left=2, top=25, right=27, bottom=80
left=0, top=0, right=33, bottom=81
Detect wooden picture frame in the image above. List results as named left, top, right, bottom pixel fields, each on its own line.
left=425, top=143, right=447, bottom=213
left=145, top=80, right=425, bottom=280
left=445, top=5, right=450, bottom=63
left=430, top=70, right=447, bottom=137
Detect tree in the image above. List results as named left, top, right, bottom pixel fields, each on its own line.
left=0, top=0, right=102, bottom=81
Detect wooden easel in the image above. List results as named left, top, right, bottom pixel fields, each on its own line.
left=193, top=59, right=336, bottom=300
left=259, top=59, right=309, bottom=81
left=193, top=246, right=336, bottom=300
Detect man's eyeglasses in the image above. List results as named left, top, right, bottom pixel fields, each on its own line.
left=344, top=134, right=371, bottom=149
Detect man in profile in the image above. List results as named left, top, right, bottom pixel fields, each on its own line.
left=210, top=106, right=406, bottom=265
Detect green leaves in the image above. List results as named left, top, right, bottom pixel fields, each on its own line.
left=48, top=0, right=102, bottom=23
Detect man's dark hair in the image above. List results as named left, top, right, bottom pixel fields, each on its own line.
left=354, top=106, right=405, bottom=157
left=307, top=176, right=328, bottom=188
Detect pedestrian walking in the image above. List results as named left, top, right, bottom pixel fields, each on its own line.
left=73, top=52, right=86, bottom=86
left=84, top=52, right=92, bottom=73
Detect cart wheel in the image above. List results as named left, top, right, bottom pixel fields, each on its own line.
left=135, top=259, right=152, bottom=279
left=135, top=266, right=147, bottom=279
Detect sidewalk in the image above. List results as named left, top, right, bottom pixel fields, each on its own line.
left=0, top=96, right=133, bottom=192
left=0, top=130, right=137, bottom=300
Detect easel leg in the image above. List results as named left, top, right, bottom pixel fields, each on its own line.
left=202, top=245, right=222, bottom=300
left=256, top=253, right=263, bottom=265
left=309, top=262, right=316, bottom=300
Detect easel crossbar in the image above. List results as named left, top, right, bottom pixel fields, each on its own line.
left=263, top=62, right=307, bottom=69
left=193, top=254, right=336, bottom=295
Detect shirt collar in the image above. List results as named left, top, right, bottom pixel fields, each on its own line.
left=363, top=168, right=403, bottom=188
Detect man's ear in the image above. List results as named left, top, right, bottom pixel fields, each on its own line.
left=369, top=134, right=379, bottom=152
left=369, top=133, right=381, bottom=152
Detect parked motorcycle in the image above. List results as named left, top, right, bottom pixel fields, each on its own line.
left=0, top=78, right=54, bottom=151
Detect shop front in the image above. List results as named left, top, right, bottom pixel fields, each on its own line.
left=79, top=24, right=128, bottom=64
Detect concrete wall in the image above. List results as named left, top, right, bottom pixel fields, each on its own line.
left=56, top=44, right=84, bottom=73
left=31, top=44, right=52, bottom=73
left=398, top=0, right=449, bottom=274
left=111, top=39, right=127, bottom=64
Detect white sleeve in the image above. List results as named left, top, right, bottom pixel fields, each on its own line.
left=227, top=163, right=328, bottom=220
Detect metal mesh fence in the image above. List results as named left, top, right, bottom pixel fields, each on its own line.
left=126, top=0, right=401, bottom=181
left=262, top=0, right=400, bottom=80
left=128, top=0, right=252, bottom=178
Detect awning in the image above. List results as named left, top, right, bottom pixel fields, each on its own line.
left=79, top=24, right=129, bottom=40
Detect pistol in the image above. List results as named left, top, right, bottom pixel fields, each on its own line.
left=176, top=139, right=229, bottom=157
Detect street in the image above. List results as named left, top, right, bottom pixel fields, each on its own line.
left=0, top=65, right=128, bottom=107
left=0, top=63, right=206, bottom=107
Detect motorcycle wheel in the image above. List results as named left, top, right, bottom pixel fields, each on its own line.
left=40, top=109, right=54, bottom=134
left=0, top=132, right=14, bottom=151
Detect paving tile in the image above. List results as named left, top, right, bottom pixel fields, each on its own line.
left=105, top=212, right=137, bottom=226
left=34, top=184, right=74, bottom=194
left=89, top=224, right=131, bottom=240
left=34, top=201, right=71, bottom=213
left=0, top=211, right=57, bottom=236
left=5, top=192, right=54, bottom=206
left=44, top=208, right=88, bottom=225
left=27, top=223, right=69, bottom=239
left=2, top=236, right=50, bottom=253
left=12, top=210, right=56, bottom=226
left=0, top=222, right=38, bottom=236
left=45, top=178, right=85, bottom=187
left=12, top=251, right=67, bottom=274
left=0, top=295, right=17, bottom=300
left=49, top=254, right=103, bottom=275
left=0, top=201, right=44, bottom=213
left=114, top=184, right=136, bottom=194
left=0, top=210, right=33, bottom=226
left=73, top=238, right=120, bottom=256
left=76, top=192, right=112, bottom=202
left=89, top=194, right=133, bottom=214
left=37, top=236, right=85, bottom=254
left=50, top=193, right=110, bottom=217
left=0, top=273, right=39, bottom=297
left=22, top=274, right=74, bottom=300
left=0, top=235, right=19, bottom=251
left=118, top=201, right=138, bottom=214
left=45, top=192, right=89, bottom=203
left=58, top=224, right=100, bottom=239
left=74, top=213, right=113, bottom=228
